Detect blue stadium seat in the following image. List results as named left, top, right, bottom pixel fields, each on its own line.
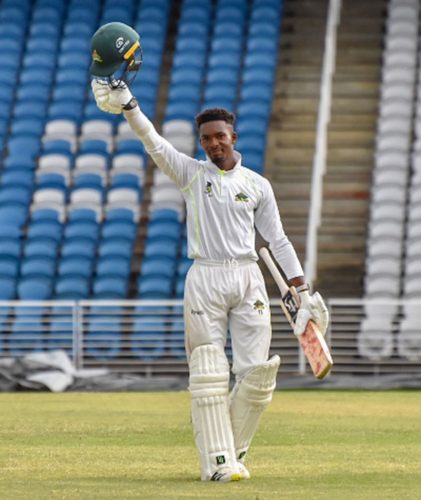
left=241, top=151, right=264, bottom=173
left=169, top=84, right=200, bottom=103
left=79, top=139, right=110, bottom=157
left=149, top=208, right=182, bottom=224
left=131, top=317, right=166, bottom=360
left=249, top=22, right=279, bottom=38
left=48, top=312, right=73, bottom=354
left=31, top=207, right=63, bottom=224
left=27, top=221, right=63, bottom=243
left=61, top=240, right=96, bottom=260
left=96, top=256, right=131, bottom=278
left=85, top=321, right=122, bottom=360
left=58, top=256, right=94, bottom=279
left=143, top=240, right=178, bottom=260
left=0, top=186, right=32, bottom=208
left=178, top=22, right=208, bottom=38
left=105, top=207, right=138, bottom=224
left=0, top=206, right=28, bottom=228
left=0, top=277, right=16, bottom=299
left=92, top=276, right=128, bottom=298
left=140, top=257, right=176, bottom=280
left=98, top=239, right=133, bottom=260
left=0, top=260, right=19, bottom=279
left=236, top=134, right=266, bottom=154
left=0, top=240, right=21, bottom=260
left=168, top=316, right=186, bottom=358
left=17, top=276, right=53, bottom=299
left=138, top=276, right=173, bottom=298
left=20, top=258, right=56, bottom=279
left=7, top=137, right=41, bottom=160
left=206, top=68, right=238, bottom=86
left=9, top=315, right=45, bottom=356
left=53, top=84, right=86, bottom=103
left=11, top=118, right=45, bottom=138
left=242, top=67, right=275, bottom=86
left=42, top=138, right=74, bottom=158
left=48, top=101, right=84, bottom=123
left=171, top=68, right=203, bottom=87
left=176, top=36, right=208, bottom=54
left=36, top=172, right=69, bottom=194
left=165, top=101, right=199, bottom=122
left=64, top=221, right=100, bottom=242
left=175, top=276, right=185, bottom=298
left=101, top=221, right=137, bottom=242
left=146, top=222, right=181, bottom=243
left=177, top=257, right=193, bottom=278
left=54, top=276, right=89, bottom=299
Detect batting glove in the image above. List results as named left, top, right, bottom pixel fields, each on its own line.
left=91, top=79, right=134, bottom=114
left=294, top=290, right=329, bottom=337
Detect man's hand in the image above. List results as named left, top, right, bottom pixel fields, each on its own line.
left=294, top=290, right=329, bottom=337
left=91, top=79, right=134, bottom=114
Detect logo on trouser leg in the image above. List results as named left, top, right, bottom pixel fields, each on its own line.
left=216, top=455, right=226, bottom=465
left=238, top=451, right=246, bottom=460
left=253, top=299, right=266, bottom=315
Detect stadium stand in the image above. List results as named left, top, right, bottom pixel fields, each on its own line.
left=1, top=0, right=420, bottom=378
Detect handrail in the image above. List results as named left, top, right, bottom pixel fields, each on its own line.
left=304, top=0, right=341, bottom=288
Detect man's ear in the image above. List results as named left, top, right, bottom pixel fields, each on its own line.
left=232, top=131, right=238, bottom=144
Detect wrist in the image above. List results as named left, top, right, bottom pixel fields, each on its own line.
left=295, top=283, right=310, bottom=293
left=123, top=97, right=138, bottom=110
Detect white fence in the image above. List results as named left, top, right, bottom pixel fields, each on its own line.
left=0, top=298, right=419, bottom=379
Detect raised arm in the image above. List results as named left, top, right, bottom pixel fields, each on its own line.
left=91, top=80, right=195, bottom=188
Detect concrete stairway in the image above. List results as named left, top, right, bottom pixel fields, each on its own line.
left=315, top=0, right=387, bottom=298
left=263, top=0, right=328, bottom=294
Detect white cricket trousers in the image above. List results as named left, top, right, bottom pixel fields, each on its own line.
left=183, top=259, right=272, bottom=378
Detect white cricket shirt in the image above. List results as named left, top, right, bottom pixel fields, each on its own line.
left=125, top=108, right=304, bottom=279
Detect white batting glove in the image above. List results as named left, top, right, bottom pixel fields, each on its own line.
left=294, top=290, right=329, bottom=337
left=91, top=79, right=134, bottom=114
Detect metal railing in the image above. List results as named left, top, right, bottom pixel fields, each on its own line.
left=0, top=298, right=419, bottom=379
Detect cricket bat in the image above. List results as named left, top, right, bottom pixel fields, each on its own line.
left=259, top=247, right=333, bottom=379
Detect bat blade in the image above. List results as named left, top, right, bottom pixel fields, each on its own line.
left=298, top=320, right=333, bottom=379
left=258, top=247, right=333, bottom=380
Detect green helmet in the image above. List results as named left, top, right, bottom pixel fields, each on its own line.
left=90, top=22, right=142, bottom=80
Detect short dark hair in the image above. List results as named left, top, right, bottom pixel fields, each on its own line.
left=195, top=108, right=236, bottom=128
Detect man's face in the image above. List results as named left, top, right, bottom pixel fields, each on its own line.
left=199, top=120, right=237, bottom=169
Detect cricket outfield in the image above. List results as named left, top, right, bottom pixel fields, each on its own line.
left=0, top=391, right=420, bottom=499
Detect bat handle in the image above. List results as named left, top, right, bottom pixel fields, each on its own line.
left=259, top=247, right=289, bottom=296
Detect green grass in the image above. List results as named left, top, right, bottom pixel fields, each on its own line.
left=0, top=391, right=421, bottom=499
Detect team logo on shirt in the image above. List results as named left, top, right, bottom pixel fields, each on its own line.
left=253, top=300, right=266, bottom=315
left=235, top=191, right=249, bottom=202
left=204, top=181, right=213, bottom=197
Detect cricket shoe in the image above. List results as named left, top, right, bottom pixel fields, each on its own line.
left=209, top=467, right=242, bottom=483
left=237, top=462, right=250, bottom=480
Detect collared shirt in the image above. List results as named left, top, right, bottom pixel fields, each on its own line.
left=125, top=108, right=304, bottom=279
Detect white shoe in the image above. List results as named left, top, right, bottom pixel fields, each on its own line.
left=237, top=462, right=250, bottom=480
left=208, top=467, right=242, bottom=482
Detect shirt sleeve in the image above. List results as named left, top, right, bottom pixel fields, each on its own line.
left=123, top=106, right=197, bottom=188
left=254, top=177, right=304, bottom=280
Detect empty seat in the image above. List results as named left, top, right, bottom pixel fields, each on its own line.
left=54, top=276, right=89, bottom=299
left=358, top=318, right=394, bottom=361
left=138, top=276, right=173, bottom=298
left=131, top=317, right=166, bottom=359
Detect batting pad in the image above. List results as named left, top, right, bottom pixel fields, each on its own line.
left=189, top=344, right=239, bottom=481
left=229, top=355, right=281, bottom=462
